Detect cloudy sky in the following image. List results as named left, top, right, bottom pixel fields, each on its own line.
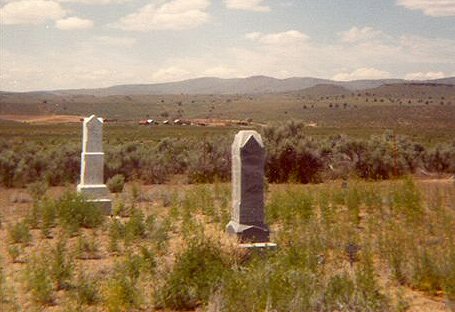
left=1, top=0, right=455, bottom=91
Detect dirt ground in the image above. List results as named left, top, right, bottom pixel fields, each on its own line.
left=0, top=115, right=83, bottom=124
left=0, top=181, right=454, bottom=311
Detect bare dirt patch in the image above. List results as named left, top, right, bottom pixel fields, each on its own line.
left=0, top=114, right=82, bottom=124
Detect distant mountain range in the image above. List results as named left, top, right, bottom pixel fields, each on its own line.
left=7, top=76, right=451, bottom=96
left=1, top=76, right=454, bottom=98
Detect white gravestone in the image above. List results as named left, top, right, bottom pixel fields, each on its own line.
left=226, top=130, right=270, bottom=243
left=77, top=115, right=112, bottom=214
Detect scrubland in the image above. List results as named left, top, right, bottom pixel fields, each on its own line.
left=0, top=117, right=454, bottom=311
left=0, top=178, right=454, bottom=311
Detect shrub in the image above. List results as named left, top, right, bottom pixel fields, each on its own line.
left=104, top=266, right=141, bottom=312
left=57, top=191, right=104, bottom=234
left=8, top=220, right=32, bottom=245
left=155, top=238, right=230, bottom=310
left=8, top=245, right=22, bottom=263
left=125, top=208, right=146, bottom=242
left=40, top=197, right=57, bottom=238
left=76, top=234, right=100, bottom=259
left=27, top=181, right=48, bottom=201
left=24, top=254, right=54, bottom=305
left=73, top=270, right=99, bottom=306
left=107, top=174, right=125, bottom=193
left=49, top=238, right=74, bottom=290
left=108, top=218, right=125, bottom=254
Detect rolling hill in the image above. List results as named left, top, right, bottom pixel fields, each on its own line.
left=38, top=76, right=455, bottom=96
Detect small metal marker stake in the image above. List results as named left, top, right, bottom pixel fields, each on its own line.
left=226, top=131, right=275, bottom=249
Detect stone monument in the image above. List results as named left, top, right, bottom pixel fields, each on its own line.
left=226, top=130, right=270, bottom=243
left=77, top=115, right=112, bottom=214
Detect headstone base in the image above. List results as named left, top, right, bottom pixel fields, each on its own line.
left=88, top=199, right=112, bottom=215
left=239, top=242, right=277, bottom=250
left=77, top=184, right=112, bottom=215
left=226, top=221, right=270, bottom=243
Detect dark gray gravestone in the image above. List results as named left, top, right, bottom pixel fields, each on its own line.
left=226, top=131, right=270, bottom=243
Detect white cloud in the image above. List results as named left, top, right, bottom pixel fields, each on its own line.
left=405, top=71, right=446, bottom=80
left=397, top=0, right=455, bottom=17
left=0, top=0, right=66, bottom=25
left=339, top=26, right=384, bottom=43
left=57, top=0, right=130, bottom=4
left=246, top=30, right=309, bottom=45
left=2, top=24, right=455, bottom=91
left=224, top=0, right=270, bottom=12
left=114, top=0, right=210, bottom=31
left=55, top=16, right=93, bottom=30
left=93, top=36, right=136, bottom=47
left=332, top=68, right=391, bottom=81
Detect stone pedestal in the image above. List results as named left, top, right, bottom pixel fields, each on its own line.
left=226, top=131, right=270, bottom=243
left=77, top=115, right=112, bottom=214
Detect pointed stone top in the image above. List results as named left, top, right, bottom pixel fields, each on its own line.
left=85, top=115, right=103, bottom=124
left=233, top=130, right=264, bottom=150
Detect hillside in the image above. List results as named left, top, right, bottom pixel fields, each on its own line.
left=32, top=76, right=455, bottom=96
left=1, top=80, right=455, bottom=129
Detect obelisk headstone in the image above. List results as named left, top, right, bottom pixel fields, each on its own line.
left=77, top=115, right=111, bottom=214
left=226, top=130, right=270, bottom=243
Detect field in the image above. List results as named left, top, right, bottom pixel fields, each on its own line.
left=1, top=84, right=455, bottom=311
left=1, top=179, right=454, bottom=311
left=1, top=84, right=455, bottom=130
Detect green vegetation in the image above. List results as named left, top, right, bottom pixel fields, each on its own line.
left=0, top=178, right=454, bottom=310
left=107, top=174, right=125, bottom=193
left=1, top=121, right=454, bottom=188
left=8, top=220, right=32, bottom=245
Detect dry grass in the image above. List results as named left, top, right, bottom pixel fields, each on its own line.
left=0, top=179, right=454, bottom=311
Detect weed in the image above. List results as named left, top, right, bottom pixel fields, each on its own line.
left=411, top=248, right=443, bottom=294
left=108, top=218, right=125, bottom=254
left=107, top=174, right=125, bottom=193
left=8, top=245, right=22, bottom=263
left=73, top=270, right=99, bottom=306
left=125, top=208, right=146, bottom=242
left=149, top=216, right=171, bottom=252
left=49, top=237, right=74, bottom=290
left=113, top=200, right=129, bottom=217
left=8, top=220, right=32, bottom=245
left=27, top=181, right=48, bottom=202
left=155, top=238, right=229, bottom=310
left=393, top=177, right=424, bottom=223
left=76, top=234, right=100, bottom=259
left=324, top=273, right=355, bottom=310
left=40, top=197, right=57, bottom=238
left=104, top=264, right=141, bottom=312
left=57, top=191, right=104, bottom=235
left=355, top=248, right=389, bottom=310
left=24, top=254, right=54, bottom=305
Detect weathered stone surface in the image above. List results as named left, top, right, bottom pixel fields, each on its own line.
left=77, top=115, right=111, bottom=214
left=227, top=130, right=269, bottom=243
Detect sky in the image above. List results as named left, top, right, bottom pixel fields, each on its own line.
left=0, top=0, right=455, bottom=91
